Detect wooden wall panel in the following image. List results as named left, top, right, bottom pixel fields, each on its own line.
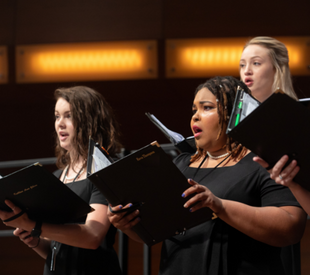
left=0, top=1, right=15, bottom=45
left=164, top=0, right=310, bottom=38
left=15, top=0, right=163, bottom=44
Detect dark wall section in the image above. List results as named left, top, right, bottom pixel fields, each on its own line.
left=15, top=0, right=163, bottom=44
left=0, top=0, right=309, bottom=166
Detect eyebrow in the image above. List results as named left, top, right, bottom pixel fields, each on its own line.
left=54, top=110, right=71, bottom=114
left=192, top=101, right=215, bottom=108
left=240, top=56, right=263, bottom=62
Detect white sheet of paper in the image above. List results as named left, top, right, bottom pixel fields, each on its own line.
left=91, top=146, right=112, bottom=173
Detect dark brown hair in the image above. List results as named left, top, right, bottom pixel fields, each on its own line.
left=191, top=76, right=249, bottom=163
left=54, top=86, right=122, bottom=170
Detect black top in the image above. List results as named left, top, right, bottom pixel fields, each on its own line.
left=43, top=170, right=122, bottom=275
left=159, top=152, right=301, bottom=275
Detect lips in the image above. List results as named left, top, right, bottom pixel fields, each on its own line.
left=59, top=131, right=69, bottom=141
left=192, top=125, right=202, bottom=138
left=244, top=77, right=253, bottom=87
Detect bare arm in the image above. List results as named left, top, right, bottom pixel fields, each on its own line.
left=1, top=200, right=111, bottom=251
left=183, top=179, right=307, bottom=247
left=107, top=204, right=144, bottom=243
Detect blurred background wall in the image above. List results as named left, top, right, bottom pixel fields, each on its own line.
left=0, top=0, right=309, bottom=274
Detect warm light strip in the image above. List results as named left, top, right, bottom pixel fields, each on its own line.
left=166, top=37, right=310, bottom=77
left=16, top=41, right=157, bottom=83
left=0, top=46, right=8, bottom=84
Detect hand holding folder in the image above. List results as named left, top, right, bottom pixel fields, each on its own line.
left=87, top=140, right=214, bottom=246
left=0, top=164, right=93, bottom=224
left=227, top=90, right=310, bottom=191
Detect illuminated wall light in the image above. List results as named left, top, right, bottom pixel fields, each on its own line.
left=16, top=41, right=157, bottom=83
left=0, top=46, right=8, bottom=84
left=166, top=37, right=310, bottom=78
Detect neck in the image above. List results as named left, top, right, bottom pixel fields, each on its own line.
left=68, top=150, right=85, bottom=171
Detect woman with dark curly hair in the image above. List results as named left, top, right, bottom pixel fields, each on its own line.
left=108, top=76, right=306, bottom=275
left=0, top=86, right=122, bottom=275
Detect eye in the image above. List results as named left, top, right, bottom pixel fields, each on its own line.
left=254, top=62, right=261, bottom=66
left=55, top=115, right=59, bottom=120
left=239, top=63, right=245, bottom=68
left=203, top=105, right=213, bottom=111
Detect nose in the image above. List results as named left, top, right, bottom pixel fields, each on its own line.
left=192, top=111, right=200, bottom=122
left=244, top=64, right=252, bottom=76
left=56, top=116, right=65, bottom=128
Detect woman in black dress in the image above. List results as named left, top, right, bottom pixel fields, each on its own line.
left=108, top=76, right=306, bottom=275
left=0, top=86, right=122, bottom=275
left=240, top=36, right=310, bottom=216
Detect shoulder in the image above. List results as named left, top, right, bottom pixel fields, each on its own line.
left=237, top=152, right=268, bottom=175
left=173, top=152, right=193, bottom=168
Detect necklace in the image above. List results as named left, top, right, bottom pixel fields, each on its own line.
left=207, top=151, right=229, bottom=159
left=62, top=165, right=84, bottom=183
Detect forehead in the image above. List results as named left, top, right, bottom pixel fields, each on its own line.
left=55, top=97, right=71, bottom=111
left=194, top=87, right=216, bottom=103
left=241, top=44, right=270, bottom=59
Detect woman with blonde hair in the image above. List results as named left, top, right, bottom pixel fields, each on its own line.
left=240, top=36, right=297, bottom=101
left=240, top=36, right=305, bottom=275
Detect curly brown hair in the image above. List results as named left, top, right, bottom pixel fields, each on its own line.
left=54, top=86, right=122, bottom=170
left=190, top=76, right=249, bottom=164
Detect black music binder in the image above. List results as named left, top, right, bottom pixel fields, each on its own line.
left=227, top=92, right=310, bottom=191
left=0, top=164, right=93, bottom=223
left=88, top=141, right=214, bottom=246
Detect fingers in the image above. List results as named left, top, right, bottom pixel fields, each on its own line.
left=271, top=155, right=290, bottom=178
left=13, top=228, right=34, bottom=245
left=182, top=179, right=213, bottom=212
left=253, top=156, right=269, bottom=169
left=107, top=203, right=140, bottom=230
left=4, top=200, right=19, bottom=212
left=182, top=178, right=204, bottom=198
left=268, top=156, right=299, bottom=187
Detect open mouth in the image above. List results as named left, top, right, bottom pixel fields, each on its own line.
left=245, top=78, right=253, bottom=86
left=59, top=132, right=69, bottom=140
left=192, top=126, right=202, bottom=137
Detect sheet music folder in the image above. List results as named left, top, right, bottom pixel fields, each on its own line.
left=227, top=91, right=310, bottom=191
left=0, top=164, right=93, bottom=223
left=88, top=141, right=214, bottom=246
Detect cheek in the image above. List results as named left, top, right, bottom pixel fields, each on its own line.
left=261, top=67, right=275, bottom=83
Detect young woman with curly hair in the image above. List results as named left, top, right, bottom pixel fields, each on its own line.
left=108, top=76, right=306, bottom=275
left=0, top=86, right=123, bottom=275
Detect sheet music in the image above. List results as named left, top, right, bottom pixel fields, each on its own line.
left=91, top=146, right=112, bottom=173
left=148, top=114, right=185, bottom=143
left=240, top=93, right=260, bottom=121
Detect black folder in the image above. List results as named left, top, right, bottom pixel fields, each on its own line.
left=88, top=141, right=214, bottom=246
left=0, top=163, right=93, bottom=223
left=227, top=92, right=310, bottom=191
left=146, top=112, right=196, bottom=154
